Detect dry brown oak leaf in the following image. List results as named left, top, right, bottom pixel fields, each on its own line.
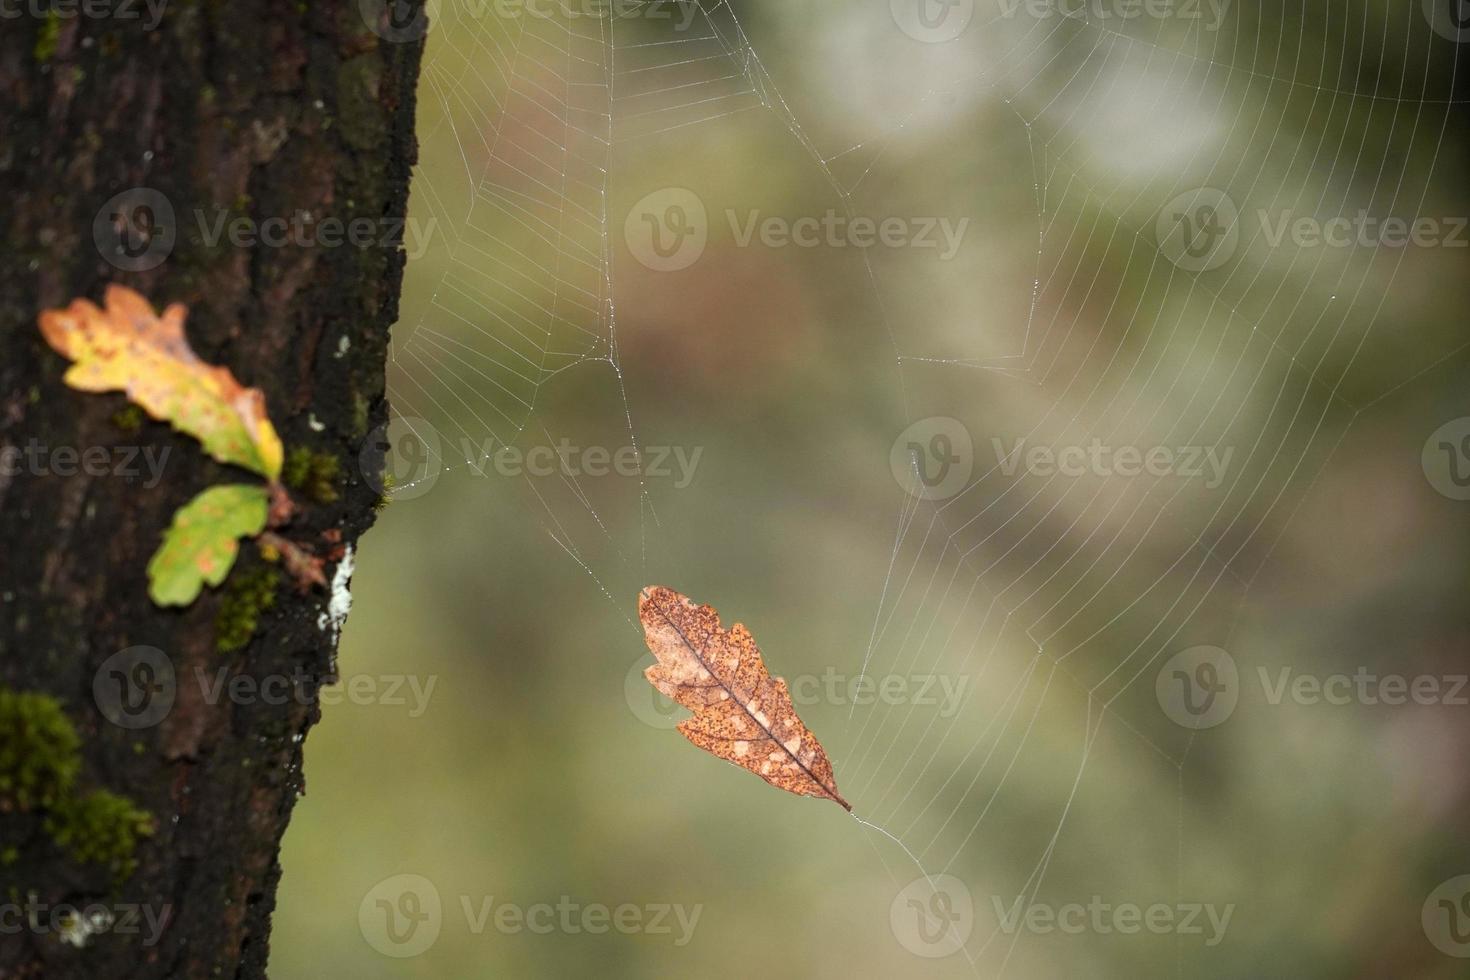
left=639, top=586, right=850, bottom=810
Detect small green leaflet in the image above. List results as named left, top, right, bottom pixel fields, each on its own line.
left=146, top=484, right=270, bottom=606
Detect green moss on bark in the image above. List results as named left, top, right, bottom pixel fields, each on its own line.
left=214, top=564, right=282, bottom=653
left=0, top=689, right=153, bottom=886
left=282, top=446, right=342, bottom=504
left=110, top=404, right=146, bottom=435
left=0, top=690, right=81, bottom=811
left=44, top=790, right=154, bottom=884
left=33, top=13, right=61, bottom=65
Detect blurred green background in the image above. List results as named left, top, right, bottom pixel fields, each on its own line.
left=273, top=2, right=1470, bottom=976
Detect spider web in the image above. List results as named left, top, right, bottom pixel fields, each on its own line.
left=384, top=1, right=1465, bottom=974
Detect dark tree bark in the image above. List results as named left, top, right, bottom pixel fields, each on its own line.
left=0, top=4, right=424, bottom=977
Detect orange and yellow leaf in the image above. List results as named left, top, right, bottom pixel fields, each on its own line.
left=38, top=285, right=283, bottom=480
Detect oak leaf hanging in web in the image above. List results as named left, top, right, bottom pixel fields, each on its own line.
left=638, top=586, right=850, bottom=810
left=38, top=284, right=283, bottom=480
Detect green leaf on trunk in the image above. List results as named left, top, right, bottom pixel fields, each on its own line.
left=147, top=484, right=270, bottom=606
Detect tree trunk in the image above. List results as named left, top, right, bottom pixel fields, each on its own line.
left=0, top=5, right=424, bottom=976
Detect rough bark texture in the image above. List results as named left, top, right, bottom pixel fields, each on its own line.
left=0, top=5, right=423, bottom=977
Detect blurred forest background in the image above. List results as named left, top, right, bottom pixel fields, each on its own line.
left=273, top=1, right=1470, bottom=976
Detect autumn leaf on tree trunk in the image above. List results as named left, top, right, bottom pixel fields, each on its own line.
left=38, top=284, right=284, bottom=479
left=37, top=285, right=298, bottom=607
left=639, top=586, right=850, bottom=810
left=146, top=483, right=270, bottom=606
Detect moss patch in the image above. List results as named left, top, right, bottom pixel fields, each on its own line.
left=214, top=564, right=281, bottom=653
left=0, top=689, right=153, bottom=886
left=0, top=690, right=81, bottom=811
left=282, top=446, right=341, bottom=504
left=110, top=404, right=146, bottom=435
left=374, top=469, right=395, bottom=512
left=34, top=13, right=61, bottom=65
left=45, top=790, right=154, bottom=883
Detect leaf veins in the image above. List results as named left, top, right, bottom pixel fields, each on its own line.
left=639, top=586, right=850, bottom=810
